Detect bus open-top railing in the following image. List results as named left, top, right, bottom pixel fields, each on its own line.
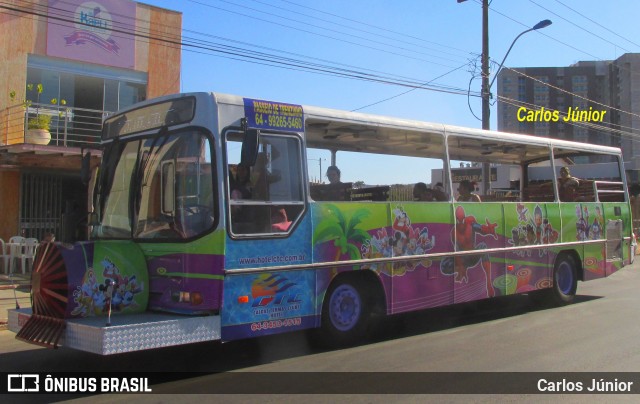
left=8, top=92, right=633, bottom=354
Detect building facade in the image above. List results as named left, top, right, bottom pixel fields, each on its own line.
left=0, top=0, right=182, bottom=242
left=497, top=53, right=640, bottom=180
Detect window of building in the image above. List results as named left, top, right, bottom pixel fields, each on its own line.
left=27, top=55, right=147, bottom=114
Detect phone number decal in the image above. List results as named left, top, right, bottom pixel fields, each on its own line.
left=250, top=317, right=302, bottom=332
left=243, top=98, right=303, bottom=132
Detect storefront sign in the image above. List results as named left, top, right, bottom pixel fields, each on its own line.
left=47, top=0, right=135, bottom=69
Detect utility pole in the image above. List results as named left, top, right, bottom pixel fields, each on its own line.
left=481, top=0, right=491, bottom=194
left=481, top=0, right=490, bottom=132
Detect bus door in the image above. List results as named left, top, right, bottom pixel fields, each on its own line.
left=598, top=181, right=629, bottom=275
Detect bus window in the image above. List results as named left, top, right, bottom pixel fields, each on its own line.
left=552, top=148, right=625, bottom=203
left=447, top=135, right=550, bottom=202
left=306, top=125, right=448, bottom=202
left=135, top=132, right=215, bottom=239
left=226, top=132, right=305, bottom=236
left=524, top=160, right=556, bottom=202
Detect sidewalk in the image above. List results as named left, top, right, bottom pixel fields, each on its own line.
left=0, top=273, right=32, bottom=330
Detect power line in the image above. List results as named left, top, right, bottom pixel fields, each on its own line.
left=243, top=0, right=475, bottom=61
left=475, top=0, right=604, bottom=62
left=553, top=0, right=640, bottom=50
left=0, top=2, right=481, bottom=98
left=186, top=0, right=464, bottom=69
left=482, top=0, right=640, bottom=82
left=351, top=61, right=471, bottom=112
left=278, top=0, right=477, bottom=57
left=527, top=0, right=632, bottom=53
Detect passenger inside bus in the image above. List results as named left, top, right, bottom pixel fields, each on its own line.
left=230, top=164, right=252, bottom=200
left=558, top=166, right=580, bottom=202
left=433, top=182, right=449, bottom=201
left=413, top=182, right=435, bottom=201
left=456, top=180, right=481, bottom=202
left=326, top=165, right=342, bottom=184
left=311, top=165, right=351, bottom=201
left=271, top=207, right=292, bottom=232
left=229, top=164, right=258, bottom=232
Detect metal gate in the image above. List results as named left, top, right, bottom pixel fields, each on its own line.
left=19, top=172, right=63, bottom=241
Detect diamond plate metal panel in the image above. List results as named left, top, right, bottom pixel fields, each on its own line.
left=8, top=309, right=221, bottom=355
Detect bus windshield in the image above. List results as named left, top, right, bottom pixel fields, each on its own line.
left=92, top=129, right=215, bottom=240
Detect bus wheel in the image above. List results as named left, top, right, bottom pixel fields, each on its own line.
left=551, top=255, right=578, bottom=305
left=530, top=255, right=578, bottom=307
left=318, top=279, right=370, bottom=347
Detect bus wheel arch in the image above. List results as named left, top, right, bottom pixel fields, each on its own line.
left=314, top=270, right=386, bottom=347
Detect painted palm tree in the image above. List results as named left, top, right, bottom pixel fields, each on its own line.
left=313, top=204, right=371, bottom=262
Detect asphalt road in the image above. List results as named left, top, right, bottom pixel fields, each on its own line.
left=2, top=260, right=640, bottom=403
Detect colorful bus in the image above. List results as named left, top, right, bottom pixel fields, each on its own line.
left=9, top=92, right=633, bottom=354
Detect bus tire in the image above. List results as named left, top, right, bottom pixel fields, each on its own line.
left=531, top=254, right=578, bottom=307
left=550, top=254, right=578, bottom=305
left=316, top=279, right=370, bottom=347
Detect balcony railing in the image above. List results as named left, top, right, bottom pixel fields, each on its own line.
left=1, top=103, right=112, bottom=147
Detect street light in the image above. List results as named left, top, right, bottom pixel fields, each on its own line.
left=488, top=19, right=553, bottom=92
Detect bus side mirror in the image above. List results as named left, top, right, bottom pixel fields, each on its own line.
left=241, top=129, right=260, bottom=167
left=81, top=151, right=92, bottom=185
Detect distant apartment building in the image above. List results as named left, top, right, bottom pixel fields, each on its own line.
left=497, top=53, right=640, bottom=181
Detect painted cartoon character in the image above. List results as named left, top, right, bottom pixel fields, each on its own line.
left=393, top=207, right=411, bottom=236
left=417, top=227, right=435, bottom=255
left=525, top=223, right=536, bottom=245
left=71, top=268, right=99, bottom=317
left=91, top=288, right=106, bottom=315
left=543, top=218, right=559, bottom=244
left=392, top=231, right=407, bottom=256
left=371, top=228, right=392, bottom=257
left=576, top=205, right=589, bottom=241
left=532, top=205, right=544, bottom=244
left=517, top=203, right=529, bottom=222
left=406, top=227, right=420, bottom=255
left=591, top=206, right=603, bottom=240
left=441, top=206, right=498, bottom=297
left=102, top=257, right=128, bottom=287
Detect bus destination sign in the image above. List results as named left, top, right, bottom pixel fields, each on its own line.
left=243, top=98, right=303, bottom=132
left=103, top=97, right=195, bottom=140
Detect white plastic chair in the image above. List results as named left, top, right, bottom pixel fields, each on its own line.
left=21, top=238, right=39, bottom=274
left=8, top=236, right=25, bottom=274
left=0, top=238, right=9, bottom=274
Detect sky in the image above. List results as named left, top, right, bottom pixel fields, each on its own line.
left=140, top=0, right=640, bottom=185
